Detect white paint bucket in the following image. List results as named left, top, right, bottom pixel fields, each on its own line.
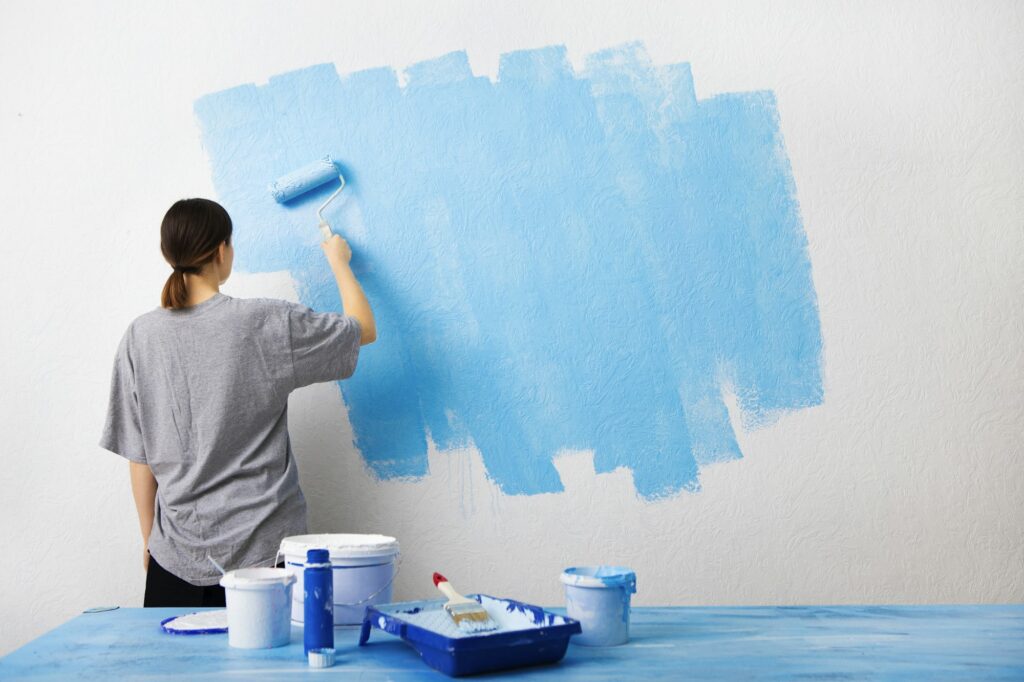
left=219, top=567, right=296, bottom=649
left=280, top=533, right=400, bottom=626
left=560, top=566, right=637, bottom=646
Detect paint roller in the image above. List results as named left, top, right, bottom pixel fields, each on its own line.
left=269, top=156, right=346, bottom=242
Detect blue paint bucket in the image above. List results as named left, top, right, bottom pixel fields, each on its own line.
left=280, top=534, right=400, bottom=626
left=560, top=566, right=636, bottom=646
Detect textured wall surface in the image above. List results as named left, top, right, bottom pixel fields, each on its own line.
left=194, top=43, right=823, bottom=499
left=1, top=0, right=1022, bottom=658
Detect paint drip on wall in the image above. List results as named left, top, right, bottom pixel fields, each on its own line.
left=194, top=42, right=823, bottom=499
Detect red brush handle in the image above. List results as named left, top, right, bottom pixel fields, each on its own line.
left=433, top=572, right=448, bottom=587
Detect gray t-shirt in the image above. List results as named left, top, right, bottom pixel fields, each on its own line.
left=100, top=293, right=361, bottom=585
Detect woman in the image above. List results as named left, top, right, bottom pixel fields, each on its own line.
left=100, top=198, right=376, bottom=606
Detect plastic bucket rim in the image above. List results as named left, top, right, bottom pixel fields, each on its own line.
left=560, top=566, right=637, bottom=591
left=220, top=567, right=296, bottom=590
left=279, top=533, right=400, bottom=559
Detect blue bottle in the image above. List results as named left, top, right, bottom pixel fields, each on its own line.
left=304, top=548, right=334, bottom=655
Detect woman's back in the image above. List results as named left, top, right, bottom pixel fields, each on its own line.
left=102, top=292, right=361, bottom=585
left=100, top=197, right=374, bottom=604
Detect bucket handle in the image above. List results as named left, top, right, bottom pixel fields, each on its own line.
left=273, top=549, right=403, bottom=608
left=334, top=553, right=403, bottom=607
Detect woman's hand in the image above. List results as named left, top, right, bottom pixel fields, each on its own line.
left=321, top=234, right=352, bottom=271
left=143, top=546, right=150, bottom=572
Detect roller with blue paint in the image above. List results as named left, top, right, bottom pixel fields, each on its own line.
left=269, top=156, right=346, bottom=242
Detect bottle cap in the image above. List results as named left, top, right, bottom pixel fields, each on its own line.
left=308, top=647, right=336, bottom=668
left=306, top=548, right=330, bottom=564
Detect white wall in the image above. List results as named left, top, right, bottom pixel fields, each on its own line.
left=1, top=0, right=1021, bottom=656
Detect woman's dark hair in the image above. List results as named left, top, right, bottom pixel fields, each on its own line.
left=160, top=198, right=233, bottom=309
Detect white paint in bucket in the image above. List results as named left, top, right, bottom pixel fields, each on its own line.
left=560, top=566, right=637, bottom=646
left=219, top=567, right=296, bottom=649
left=280, top=534, right=400, bottom=626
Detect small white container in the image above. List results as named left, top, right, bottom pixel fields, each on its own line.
left=219, top=567, right=295, bottom=649
left=560, top=566, right=637, bottom=646
left=280, top=533, right=400, bottom=626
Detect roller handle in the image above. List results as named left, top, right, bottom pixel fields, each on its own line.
left=319, top=222, right=333, bottom=243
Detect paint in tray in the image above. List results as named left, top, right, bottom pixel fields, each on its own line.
left=359, top=594, right=582, bottom=677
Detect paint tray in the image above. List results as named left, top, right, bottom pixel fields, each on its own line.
left=359, top=594, right=581, bottom=677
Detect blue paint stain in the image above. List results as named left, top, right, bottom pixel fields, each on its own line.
left=193, top=42, right=823, bottom=498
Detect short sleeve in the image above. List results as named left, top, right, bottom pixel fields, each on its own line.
left=99, top=329, right=147, bottom=463
left=287, top=304, right=362, bottom=389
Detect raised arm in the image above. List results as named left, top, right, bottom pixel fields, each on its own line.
left=321, top=234, right=377, bottom=345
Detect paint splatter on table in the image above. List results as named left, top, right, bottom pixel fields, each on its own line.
left=2, top=605, right=1022, bottom=679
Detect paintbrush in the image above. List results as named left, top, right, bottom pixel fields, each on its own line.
left=433, top=572, right=499, bottom=634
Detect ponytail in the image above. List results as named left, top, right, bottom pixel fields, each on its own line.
left=158, top=199, right=233, bottom=309
left=161, top=270, right=190, bottom=309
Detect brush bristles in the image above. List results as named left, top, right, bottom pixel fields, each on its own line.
left=445, top=604, right=499, bottom=632
left=457, top=617, right=499, bottom=633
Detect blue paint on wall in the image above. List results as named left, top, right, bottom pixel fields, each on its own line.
left=194, top=42, right=823, bottom=498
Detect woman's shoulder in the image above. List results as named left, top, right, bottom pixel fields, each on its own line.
left=124, top=296, right=315, bottom=342
left=126, top=294, right=294, bottom=332
left=227, top=296, right=305, bottom=315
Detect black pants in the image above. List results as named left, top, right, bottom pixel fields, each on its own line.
left=144, top=555, right=226, bottom=608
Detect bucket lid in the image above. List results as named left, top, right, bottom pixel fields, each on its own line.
left=160, top=609, right=228, bottom=634
left=560, top=566, right=637, bottom=592
left=280, top=533, right=400, bottom=559
left=219, top=567, right=296, bottom=590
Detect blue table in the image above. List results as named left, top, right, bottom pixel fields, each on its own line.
left=2, top=605, right=1022, bottom=679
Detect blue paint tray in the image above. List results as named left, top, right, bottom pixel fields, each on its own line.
left=359, top=594, right=581, bottom=677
